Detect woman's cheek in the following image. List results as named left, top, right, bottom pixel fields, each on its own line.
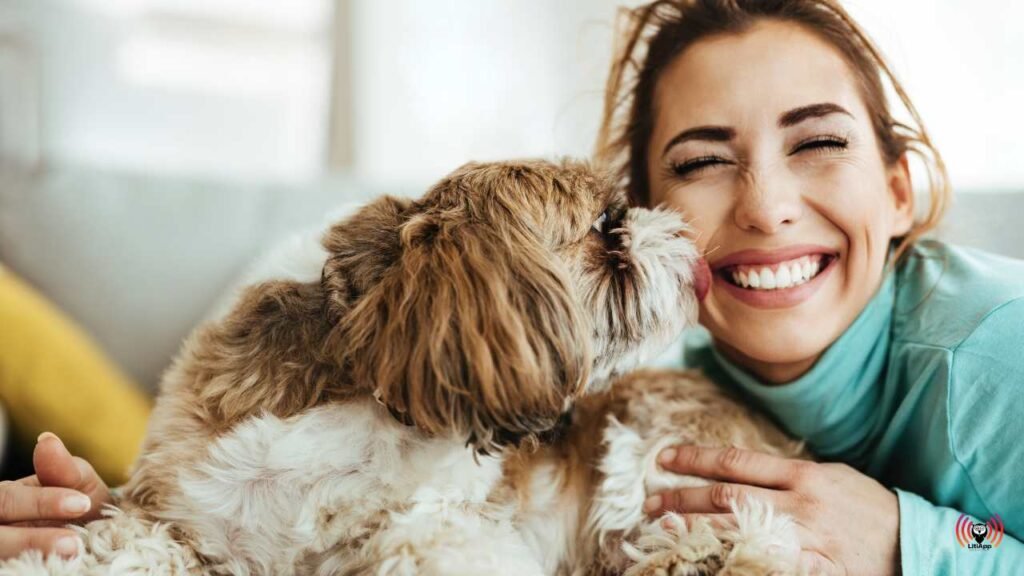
left=666, top=187, right=734, bottom=241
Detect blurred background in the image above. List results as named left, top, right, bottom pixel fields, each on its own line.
left=0, top=0, right=1021, bottom=483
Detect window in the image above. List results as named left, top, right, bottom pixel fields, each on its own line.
left=10, top=0, right=333, bottom=181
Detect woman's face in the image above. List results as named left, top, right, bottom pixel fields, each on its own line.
left=647, top=21, right=914, bottom=383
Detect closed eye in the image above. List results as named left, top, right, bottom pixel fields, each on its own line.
left=791, top=136, right=848, bottom=155
left=670, top=155, right=730, bottom=178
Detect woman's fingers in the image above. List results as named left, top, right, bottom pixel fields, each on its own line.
left=644, top=482, right=785, bottom=516
left=0, top=526, right=80, bottom=560
left=0, top=482, right=93, bottom=524
left=657, top=445, right=807, bottom=489
left=32, top=433, right=109, bottom=522
left=14, top=475, right=40, bottom=487
left=33, top=433, right=85, bottom=489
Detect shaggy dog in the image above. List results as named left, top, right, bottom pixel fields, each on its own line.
left=1, top=159, right=805, bottom=575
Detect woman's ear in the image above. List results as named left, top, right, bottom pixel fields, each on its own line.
left=340, top=213, right=590, bottom=453
left=888, top=154, right=915, bottom=236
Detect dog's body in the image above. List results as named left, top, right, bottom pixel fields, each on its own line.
left=1, top=160, right=806, bottom=575
left=512, top=370, right=807, bottom=576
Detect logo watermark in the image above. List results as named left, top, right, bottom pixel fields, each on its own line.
left=955, top=513, right=1004, bottom=550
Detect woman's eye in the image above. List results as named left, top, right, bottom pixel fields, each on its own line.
left=671, top=155, right=727, bottom=178
left=792, top=136, right=848, bottom=155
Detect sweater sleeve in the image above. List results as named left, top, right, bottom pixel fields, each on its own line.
left=899, top=297, right=1024, bottom=574
left=896, top=489, right=1024, bottom=575
left=949, top=299, right=1024, bottom=534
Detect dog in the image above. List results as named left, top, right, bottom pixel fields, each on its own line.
left=1, top=159, right=806, bottom=575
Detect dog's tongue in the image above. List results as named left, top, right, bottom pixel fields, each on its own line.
left=692, top=257, right=711, bottom=302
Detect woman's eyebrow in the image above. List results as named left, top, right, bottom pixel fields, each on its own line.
left=778, top=102, right=853, bottom=128
left=661, top=126, right=736, bottom=156
left=660, top=103, right=853, bottom=156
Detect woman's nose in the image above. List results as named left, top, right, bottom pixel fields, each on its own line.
left=732, top=169, right=803, bottom=234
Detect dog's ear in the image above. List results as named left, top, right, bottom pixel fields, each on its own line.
left=191, top=196, right=414, bottom=430
left=189, top=280, right=347, bottom=430
left=321, top=195, right=414, bottom=320
left=339, top=206, right=591, bottom=453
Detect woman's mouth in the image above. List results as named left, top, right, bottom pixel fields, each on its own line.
left=721, top=254, right=835, bottom=290
left=709, top=249, right=839, bottom=309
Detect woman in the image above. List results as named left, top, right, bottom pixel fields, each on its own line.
left=5, top=1, right=1023, bottom=573
left=594, top=1, right=1023, bottom=574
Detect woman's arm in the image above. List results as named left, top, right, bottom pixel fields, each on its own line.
left=899, top=296, right=1024, bottom=574
left=897, top=489, right=1023, bottom=575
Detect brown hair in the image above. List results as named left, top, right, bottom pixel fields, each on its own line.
left=594, top=0, right=950, bottom=262
left=332, top=164, right=593, bottom=455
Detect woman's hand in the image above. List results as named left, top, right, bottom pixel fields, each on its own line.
left=644, top=445, right=900, bottom=575
left=0, top=432, right=111, bottom=559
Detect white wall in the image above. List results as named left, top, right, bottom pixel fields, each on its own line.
left=2, top=0, right=332, bottom=182
left=4, top=0, right=1022, bottom=192
left=845, top=1, right=1024, bottom=192
left=350, top=0, right=1024, bottom=193
left=349, top=0, right=624, bottom=189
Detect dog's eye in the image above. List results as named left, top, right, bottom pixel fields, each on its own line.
left=592, top=210, right=610, bottom=234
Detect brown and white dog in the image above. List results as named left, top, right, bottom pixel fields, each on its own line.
left=1, top=159, right=805, bottom=576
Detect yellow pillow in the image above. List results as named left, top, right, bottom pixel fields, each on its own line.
left=0, top=264, right=151, bottom=485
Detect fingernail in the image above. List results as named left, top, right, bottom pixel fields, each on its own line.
left=61, top=494, right=91, bottom=515
left=54, top=536, right=79, bottom=557
left=658, top=447, right=677, bottom=465
left=37, top=431, right=58, bottom=444
left=643, top=495, right=662, bottom=513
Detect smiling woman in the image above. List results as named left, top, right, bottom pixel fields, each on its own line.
left=597, top=0, right=1024, bottom=574
left=611, top=14, right=929, bottom=382
left=651, top=21, right=918, bottom=381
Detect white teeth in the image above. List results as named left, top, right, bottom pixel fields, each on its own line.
left=728, top=255, right=828, bottom=291
left=790, top=263, right=803, bottom=284
left=776, top=265, right=792, bottom=288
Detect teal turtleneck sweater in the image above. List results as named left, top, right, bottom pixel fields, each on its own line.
left=677, top=240, right=1024, bottom=575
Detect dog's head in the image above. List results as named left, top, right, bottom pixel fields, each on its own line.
left=322, top=159, right=702, bottom=453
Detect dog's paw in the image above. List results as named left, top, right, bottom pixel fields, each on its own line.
left=625, top=552, right=726, bottom=576
left=622, top=514, right=728, bottom=576
left=716, top=496, right=802, bottom=576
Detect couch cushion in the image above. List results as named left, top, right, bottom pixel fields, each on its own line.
left=0, top=164, right=390, bottom=392
left=0, top=263, right=150, bottom=483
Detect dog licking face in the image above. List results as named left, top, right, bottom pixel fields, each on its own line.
left=0, top=158, right=707, bottom=576
left=323, top=158, right=701, bottom=454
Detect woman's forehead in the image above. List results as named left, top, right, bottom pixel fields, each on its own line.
left=651, top=20, right=866, bottom=132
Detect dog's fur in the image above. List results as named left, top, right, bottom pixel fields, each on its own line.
left=1, top=159, right=807, bottom=575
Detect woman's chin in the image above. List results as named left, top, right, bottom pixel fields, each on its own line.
left=701, top=271, right=850, bottom=374
left=712, top=322, right=836, bottom=380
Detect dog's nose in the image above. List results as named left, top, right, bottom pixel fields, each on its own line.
left=692, top=257, right=711, bottom=302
